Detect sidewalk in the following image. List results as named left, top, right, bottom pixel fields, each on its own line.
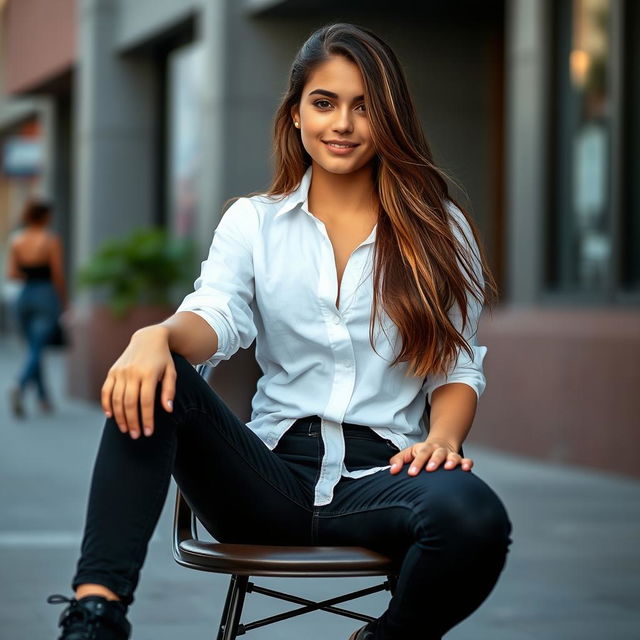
left=1, top=334, right=638, bottom=639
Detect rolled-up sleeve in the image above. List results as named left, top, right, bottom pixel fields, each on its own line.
left=423, top=202, right=488, bottom=404
left=175, top=197, right=258, bottom=366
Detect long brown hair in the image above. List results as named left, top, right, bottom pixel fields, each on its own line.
left=233, top=22, right=499, bottom=379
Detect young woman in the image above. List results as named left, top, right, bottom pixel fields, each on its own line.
left=47, top=23, right=513, bottom=640
left=6, top=199, right=67, bottom=417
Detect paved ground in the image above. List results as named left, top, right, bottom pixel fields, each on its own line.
left=1, top=335, right=639, bottom=639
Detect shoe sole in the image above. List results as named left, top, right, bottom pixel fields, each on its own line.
left=10, top=389, right=25, bottom=418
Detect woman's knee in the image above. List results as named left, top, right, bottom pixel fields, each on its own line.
left=156, top=351, right=193, bottom=400
left=169, top=350, right=214, bottom=384
left=466, top=486, right=512, bottom=550
left=163, top=351, right=220, bottom=412
left=412, top=470, right=513, bottom=550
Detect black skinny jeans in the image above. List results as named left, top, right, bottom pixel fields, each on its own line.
left=72, top=352, right=513, bottom=640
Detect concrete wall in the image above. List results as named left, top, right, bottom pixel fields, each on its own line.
left=115, top=0, right=199, bottom=51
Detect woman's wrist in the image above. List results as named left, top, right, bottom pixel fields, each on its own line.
left=132, top=324, right=170, bottom=343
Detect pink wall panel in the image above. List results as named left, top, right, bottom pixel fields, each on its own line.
left=3, top=0, right=76, bottom=94
left=474, top=309, right=640, bottom=479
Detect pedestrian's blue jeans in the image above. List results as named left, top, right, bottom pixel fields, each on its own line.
left=72, top=352, right=513, bottom=639
left=14, top=280, right=60, bottom=401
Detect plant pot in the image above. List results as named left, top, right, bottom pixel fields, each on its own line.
left=65, top=303, right=174, bottom=403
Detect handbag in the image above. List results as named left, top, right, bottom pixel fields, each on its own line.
left=48, top=316, right=68, bottom=348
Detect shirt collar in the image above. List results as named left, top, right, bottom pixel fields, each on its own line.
left=274, top=165, right=313, bottom=218
left=272, top=164, right=377, bottom=246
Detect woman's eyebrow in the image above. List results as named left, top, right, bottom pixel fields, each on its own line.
left=308, top=89, right=365, bottom=101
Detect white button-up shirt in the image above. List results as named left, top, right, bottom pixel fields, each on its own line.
left=176, top=164, right=487, bottom=506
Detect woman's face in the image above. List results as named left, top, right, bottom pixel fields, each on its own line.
left=291, top=55, right=377, bottom=175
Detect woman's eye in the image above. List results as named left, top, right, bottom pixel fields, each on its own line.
left=312, top=100, right=366, bottom=112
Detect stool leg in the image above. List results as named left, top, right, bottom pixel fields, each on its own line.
left=216, top=578, right=235, bottom=640
left=218, top=574, right=249, bottom=640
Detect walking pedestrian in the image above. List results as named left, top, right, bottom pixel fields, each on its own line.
left=47, top=23, right=513, bottom=640
left=6, top=199, right=68, bottom=417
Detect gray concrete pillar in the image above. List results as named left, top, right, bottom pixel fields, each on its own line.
left=194, top=0, right=229, bottom=254
left=505, top=0, right=551, bottom=304
left=73, top=0, right=158, bottom=280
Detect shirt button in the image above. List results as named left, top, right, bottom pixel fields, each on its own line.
left=333, top=315, right=342, bottom=325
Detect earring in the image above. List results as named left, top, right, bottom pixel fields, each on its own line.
left=294, top=121, right=299, bottom=128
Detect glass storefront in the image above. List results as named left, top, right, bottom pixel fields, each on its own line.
left=549, top=0, right=612, bottom=295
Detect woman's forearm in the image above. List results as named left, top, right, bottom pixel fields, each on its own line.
left=426, top=382, right=478, bottom=451
left=137, top=311, right=219, bottom=365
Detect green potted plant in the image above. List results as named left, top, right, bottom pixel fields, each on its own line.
left=67, top=227, right=198, bottom=402
left=76, top=227, right=197, bottom=318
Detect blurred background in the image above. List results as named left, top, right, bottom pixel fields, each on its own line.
left=0, top=1, right=638, bottom=638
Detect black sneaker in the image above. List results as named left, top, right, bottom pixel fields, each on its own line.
left=47, top=594, right=131, bottom=640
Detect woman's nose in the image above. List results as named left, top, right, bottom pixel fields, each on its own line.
left=332, top=108, right=354, bottom=133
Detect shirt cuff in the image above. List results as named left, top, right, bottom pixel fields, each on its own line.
left=174, top=304, right=235, bottom=367
left=424, top=345, right=488, bottom=404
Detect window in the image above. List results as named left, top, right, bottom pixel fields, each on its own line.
left=166, top=40, right=205, bottom=239
left=547, top=0, right=614, bottom=297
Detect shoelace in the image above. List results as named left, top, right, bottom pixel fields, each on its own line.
left=47, top=594, right=101, bottom=639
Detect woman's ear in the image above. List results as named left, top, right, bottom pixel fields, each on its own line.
left=290, top=105, right=300, bottom=127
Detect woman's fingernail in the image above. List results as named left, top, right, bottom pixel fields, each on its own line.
left=144, top=428, right=152, bottom=436
left=167, top=400, right=173, bottom=410
left=105, top=411, right=111, bottom=417
left=409, top=466, right=417, bottom=474
left=428, top=462, right=436, bottom=469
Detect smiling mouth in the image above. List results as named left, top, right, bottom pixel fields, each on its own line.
left=322, top=142, right=360, bottom=151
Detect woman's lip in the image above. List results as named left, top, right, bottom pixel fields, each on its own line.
left=323, top=141, right=360, bottom=155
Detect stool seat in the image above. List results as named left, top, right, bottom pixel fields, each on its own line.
left=176, top=540, right=397, bottom=577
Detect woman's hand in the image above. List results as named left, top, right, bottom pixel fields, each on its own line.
left=389, top=437, right=474, bottom=475
left=101, top=325, right=176, bottom=440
